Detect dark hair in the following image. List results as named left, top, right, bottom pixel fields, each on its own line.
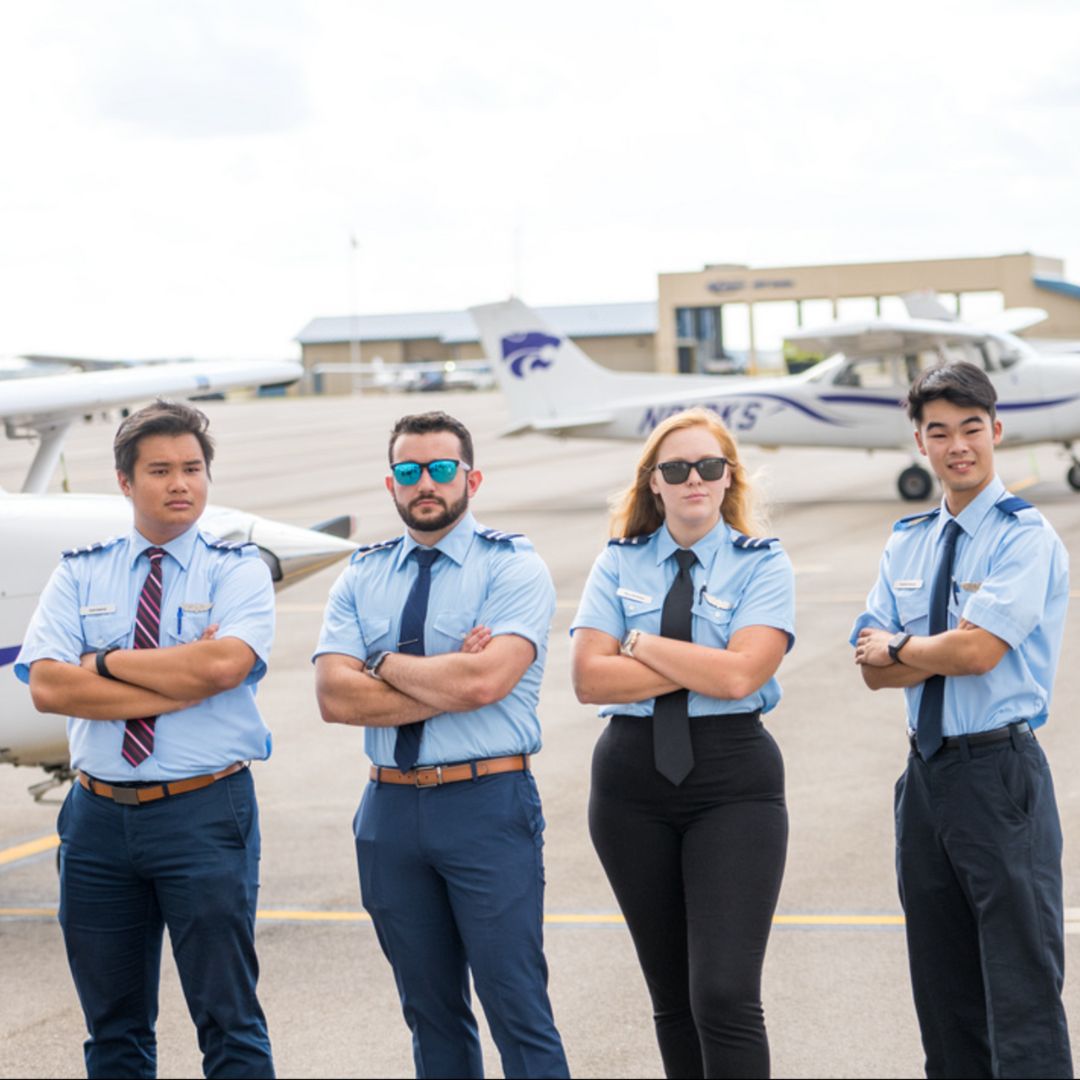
left=905, top=362, right=997, bottom=424
left=388, top=411, right=474, bottom=466
left=114, top=399, right=215, bottom=479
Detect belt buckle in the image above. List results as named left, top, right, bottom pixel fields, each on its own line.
left=414, top=766, right=442, bottom=788
left=110, top=786, right=141, bottom=806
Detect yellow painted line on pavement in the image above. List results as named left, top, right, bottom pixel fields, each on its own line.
left=0, top=834, right=59, bottom=866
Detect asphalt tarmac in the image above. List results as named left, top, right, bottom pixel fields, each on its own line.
left=3, top=389, right=1080, bottom=1079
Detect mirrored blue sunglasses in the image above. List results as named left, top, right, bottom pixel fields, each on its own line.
left=390, top=459, right=471, bottom=485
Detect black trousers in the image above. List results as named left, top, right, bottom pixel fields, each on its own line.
left=589, top=713, right=787, bottom=1080
left=896, top=729, right=1073, bottom=1079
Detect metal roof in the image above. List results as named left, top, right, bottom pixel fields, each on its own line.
left=296, top=301, right=657, bottom=346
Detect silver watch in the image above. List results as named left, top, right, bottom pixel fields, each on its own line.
left=367, top=651, right=391, bottom=679
left=620, top=629, right=641, bottom=658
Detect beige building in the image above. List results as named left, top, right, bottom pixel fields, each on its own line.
left=297, top=253, right=1080, bottom=390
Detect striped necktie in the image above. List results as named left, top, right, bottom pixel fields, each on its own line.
left=121, top=546, right=166, bottom=767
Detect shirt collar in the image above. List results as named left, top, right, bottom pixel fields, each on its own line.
left=395, top=510, right=476, bottom=569
left=939, top=474, right=1006, bottom=539
left=654, top=517, right=728, bottom=566
left=129, top=522, right=200, bottom=570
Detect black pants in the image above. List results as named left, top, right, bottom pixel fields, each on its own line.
left=589, top=713, right=787, bottom=1079
left=896, top=730, right=1072, bottom=1079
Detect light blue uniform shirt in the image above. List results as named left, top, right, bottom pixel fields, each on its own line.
left=570, top=519, right=796, bottom=718
left=850, top=475, right=1069, bottom=734
left=16, top=523, right=275, bottom=781
left=312, top=511, right=556, bottom=768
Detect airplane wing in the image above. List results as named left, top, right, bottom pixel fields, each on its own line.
left=784, top=318, right=994, bottom=357
left=2, top=358, right=302, bottom=493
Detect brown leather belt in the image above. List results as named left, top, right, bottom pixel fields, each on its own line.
left=371, top=754, right=530, bottom=788
left=78, top=762, right=246, bottom=805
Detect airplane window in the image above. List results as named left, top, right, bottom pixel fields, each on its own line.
left=833, top=361, right=861, bottom=387
left=850, top=357, right=900, bottom=389
left=999, top=348, right=1021, bottom=369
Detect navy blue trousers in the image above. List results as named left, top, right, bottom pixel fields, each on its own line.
left=896, top=732, right=1072, bottom=1079
left=57, top=768, right=274, bottom=1079
left=355, top=770, right=569, bottom=1079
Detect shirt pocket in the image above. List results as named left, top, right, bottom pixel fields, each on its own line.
left=692, top=597, right=735, bottom=646
left=359, top=615, right=394, bottom=652
left=162, top=607, right=213, bottom=646
left=79, top=613, right=131, bottom=650
left=619, top=594, right=663, bottom=632
left=430, top=613, right=474, bottom=651
left=895, top=589, right=930, bottom=634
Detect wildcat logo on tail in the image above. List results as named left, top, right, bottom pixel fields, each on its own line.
left=500, top=331, right=561, bottom=379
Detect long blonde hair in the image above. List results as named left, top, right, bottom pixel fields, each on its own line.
left=609, top=408, right=765, bottom=539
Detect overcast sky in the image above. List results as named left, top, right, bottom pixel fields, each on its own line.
left=1, top=0, right=1078, bottom=359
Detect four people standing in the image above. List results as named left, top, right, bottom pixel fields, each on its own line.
left=16, top=390, right=1075, bottom=1079
left=571, top=409, right=795, bottom=1079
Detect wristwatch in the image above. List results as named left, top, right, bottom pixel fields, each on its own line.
left=887, top=632, right=912, bottom=664
left=95, top=645, right=121, bottom=680
left=620, top=629, right=642, bottom=658
left=367, top=651, right=392, bottom=680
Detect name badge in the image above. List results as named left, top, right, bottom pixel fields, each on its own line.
left=616, top=588, right=652, bottom=604
left=180, top=602, right=213, bottom=613
left=79, top=604, right=116, bottom=616
left=702, top=593, right=732, bottom=610
left=893, top=580, right=923, bottom=590
left=959, top=582, right=982, bottom=593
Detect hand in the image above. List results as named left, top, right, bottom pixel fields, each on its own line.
left=854, top=627, right=895, bottom=668
left=79, top=651, right=99, bottom=672
left=199, top=623, right=219, bottom=641
left=460, top=626, right=492, bottom=654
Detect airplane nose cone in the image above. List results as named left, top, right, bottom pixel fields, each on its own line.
left=202, top=506, right=357, bottom=588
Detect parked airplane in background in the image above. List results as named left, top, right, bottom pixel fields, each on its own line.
left=0, top=358, right=358, bottom=798
left=309, top=356, right=494, bottom=394
left=470, top=297, right=1080, bottom=501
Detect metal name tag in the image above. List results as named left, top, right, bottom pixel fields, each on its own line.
left=702, top=593, right=732, bottom=610
left=960, top=582, right=982, bottom=593
left=180, top=602, right=213, bottom=613
left=893, top=580, right=923, bottom=590
left=79, top=604, right=116, bottom=616
left=616, top=588, right=652, bottom=604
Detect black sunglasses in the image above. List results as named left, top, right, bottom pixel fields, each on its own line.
left=655, top=457, right=729, bottom=484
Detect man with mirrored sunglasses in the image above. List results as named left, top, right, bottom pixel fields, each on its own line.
left=313, top=410, right=569, bottom=1080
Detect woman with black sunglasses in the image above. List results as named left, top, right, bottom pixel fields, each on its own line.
left=570, top=407, right=794, bottom=1079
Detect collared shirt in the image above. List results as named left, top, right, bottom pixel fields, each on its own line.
left=312, top=511, right=556, bottom=767
left=570, top=518, right=796, bottom=718
left=850, top=475, right=1069, bottom=734
left=16, top=523, right=275, bottom=780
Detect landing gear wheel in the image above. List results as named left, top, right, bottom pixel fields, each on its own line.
left=1067, top=463, right=1080, bottom=492
left=898, top=465, right=933, bottom=502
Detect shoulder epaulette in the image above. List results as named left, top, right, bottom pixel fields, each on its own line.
left=731, top=532, right=779, bottom=550
left=203, top=536, right=254, bottom=555
left=893, top=507, right=941, bottom=532
left=996, top=495, right=1034, bottom=516
left=350, top=536, right=403, bottom=563
left=61, top=535, right=123, bottom=559
left=477, top=527, right=523, bottom=544
left=608, top=534, right=649, bottom=546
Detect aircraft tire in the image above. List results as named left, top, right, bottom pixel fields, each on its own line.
left=898, top=466, right=933, bottom=501
left=1068, top=463, right=1080, bottom=492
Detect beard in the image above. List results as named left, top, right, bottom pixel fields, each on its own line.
left=395, top=488, right=469, bottom=533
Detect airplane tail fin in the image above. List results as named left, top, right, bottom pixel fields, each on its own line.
left=468, top=299, right=618, bottom=434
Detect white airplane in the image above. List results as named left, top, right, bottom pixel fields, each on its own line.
left=310, top=356, right=494, bottom=394
left=470, top=297, right=1080, bottom=501
left=0, top=359, right=358, bottom=798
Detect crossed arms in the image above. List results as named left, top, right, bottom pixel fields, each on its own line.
left=29, top=627, right=258, bottom=721
left=315, top=627, right=537, bottom=728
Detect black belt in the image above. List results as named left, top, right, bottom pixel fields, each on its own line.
left=908, top=721, right=1032, bottom=756
left=612, top=711, right=762, bottom=723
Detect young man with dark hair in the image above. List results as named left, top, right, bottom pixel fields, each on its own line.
left=314, top=411, right=569, bottom=1079
left=16, top=399, right=276, bottom=1078
left=852, top=362, right=1072, bottom=1078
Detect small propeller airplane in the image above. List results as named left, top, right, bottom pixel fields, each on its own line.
left=0, top=358, right=358, bottom=799
left=470, top=296, right=1080, bottom=501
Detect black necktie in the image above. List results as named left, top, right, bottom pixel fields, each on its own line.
left=916, top=519, right=962, bottom=760
left=653, top=549, right=697, bottom=785
left=393, top=547, right=441, bottom=771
